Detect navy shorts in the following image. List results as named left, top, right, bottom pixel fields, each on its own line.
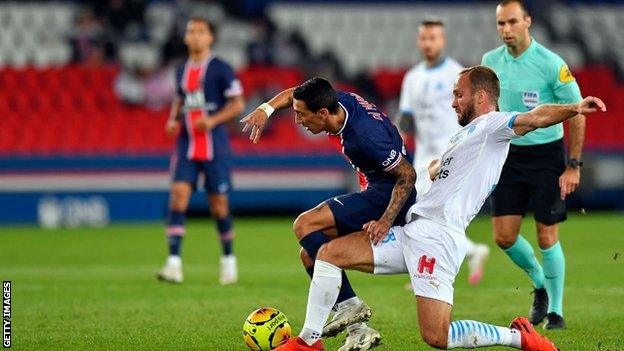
left=171, top=153, right=232, bottom=194
left=326, top=187, right=416, bottom=236
left=490, top=139, right=566, bottom=225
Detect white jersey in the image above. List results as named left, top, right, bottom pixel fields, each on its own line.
left=399, top=57, right=463, bottom=159
left=398, top=57, right=463, bottom=196
left=406, top=111, right=520, bottom=233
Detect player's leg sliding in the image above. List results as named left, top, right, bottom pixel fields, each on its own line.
left=540, top=241, right=566, bottom=329
left=215, top=214, right=237, bottom=285
left=464, top=237, right=490, bottom=285
left=503, top=235, right=548, bottom=324
left=444, top=317, right=557, bottom=350
left=157, top=211, right=186, bottom=283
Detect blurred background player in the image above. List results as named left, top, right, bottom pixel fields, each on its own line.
left=242, top=78, right=416, bottom=351
left=395, top=20, right=489, bottom=286
left=157, top=17, right=246, bottom=285
left=482, top=0, right=585, bottom=328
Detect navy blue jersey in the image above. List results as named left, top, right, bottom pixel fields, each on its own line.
left=335, top=91, right=407, bottom=193
left=174, top=57, right=243, bottom=160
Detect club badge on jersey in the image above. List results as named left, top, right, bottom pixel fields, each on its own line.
left=182, top=60, right=213, bottom=161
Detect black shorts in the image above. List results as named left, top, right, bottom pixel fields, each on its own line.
left=326, top=187, right=416, bottom=236
left=490, top=139, right=567, bottom=225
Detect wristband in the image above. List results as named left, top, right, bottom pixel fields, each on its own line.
left=257, top=102, right=275, bottom=117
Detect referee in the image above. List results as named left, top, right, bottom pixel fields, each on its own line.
left=482, top=0, right=584, bottom=329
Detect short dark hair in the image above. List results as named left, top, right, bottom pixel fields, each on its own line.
left=498, top=0, right=530, bottom=16
left=460, top=66, right=500, bottom=104
left=420, top=20, right=444, bottom=27
left=188, top=16, right=217, bottom=38
left=293, top=78, right=339, bottom=114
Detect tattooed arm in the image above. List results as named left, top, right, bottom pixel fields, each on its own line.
left=364, top=158, right=416, bottom=244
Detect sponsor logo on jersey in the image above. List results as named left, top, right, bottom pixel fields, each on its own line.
left=382, top=149, right=397, bottom=167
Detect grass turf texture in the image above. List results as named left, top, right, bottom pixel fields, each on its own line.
left=2, top=213, right=623, bottom=350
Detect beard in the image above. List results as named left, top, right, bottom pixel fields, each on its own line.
left=458, top=103, right=475, bottom=127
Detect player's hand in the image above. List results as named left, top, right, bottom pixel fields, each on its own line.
left=241, top=109, right=269, bottom=144
left=559, top=167, right=580, bottom=200
left=578, top=96, right=606, bottom=114
left=364, top=218, right=392, bottom=245
left=194, top=116, right=215, bottom=132
left=428, top=159, right=441, bottom=181
left=165, top=119, right=180, bottom=136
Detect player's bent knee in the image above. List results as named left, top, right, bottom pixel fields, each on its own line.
left=293, top=213, right=315, bottom=239
left=493, top=232, right=517, bottom=249
left=316, top=243, right=340, bottom=267
left=420, top=329, right=448, bottom=350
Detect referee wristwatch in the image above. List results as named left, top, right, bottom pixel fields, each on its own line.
left=567, top=158, right=583, bottom=169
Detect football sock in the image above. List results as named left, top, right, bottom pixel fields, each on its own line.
left=299, top=230, right=331, bottom=259
left=465, top=237, right=476, bottom=256
left=541, top=241, right=565, bottom=316
left=166, top=211, right=186, bottom=256
left=300, top=260, right=342, bottom=346
left=504, top=235, right=545, bottom=289
left=447, top=320, right=522, bottom=349
left=299, top=231, right=357, bottom=304
left=216, top=215, right=234, bottom=256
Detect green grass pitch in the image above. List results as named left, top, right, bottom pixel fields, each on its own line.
left=2, top=213, right=623, bottom=350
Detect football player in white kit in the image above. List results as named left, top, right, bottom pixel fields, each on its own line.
left=275, top=66, right=605, bottom=351
left=395, top=20, right=489, bottom=285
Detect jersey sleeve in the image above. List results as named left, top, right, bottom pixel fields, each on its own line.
left=398, top=71, right=413, bottom=115
left=220, top=62, right=243, bottom=98
left=174, top=64, right=184, bottom=98
left=486, top=111, right=521, bottom=142
left=361, top=125, right=404, bottom=172
left=549, top=56, right=582, bottom=104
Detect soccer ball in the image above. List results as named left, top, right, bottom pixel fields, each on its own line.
left=243, top=307, right=291, bottom=350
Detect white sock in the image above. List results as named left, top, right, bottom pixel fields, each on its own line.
left=167, top=255, right=181, bottom=267
left=300, top=260, right=342, bottom=345
left=446, top=320, right=522, bottom=349
left=465, top=237, right=476, bottom=256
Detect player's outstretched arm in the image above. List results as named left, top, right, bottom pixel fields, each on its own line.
left=241, top=87, right=296, bottom=143
left=364, top=158, right=416, bottom=244
left=512, top=96, right=606, bottom=136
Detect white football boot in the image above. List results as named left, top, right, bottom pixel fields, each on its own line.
left=219, top=255, right=238, bottom=285
left=323, top=298, right=372, bottom=337
left=156, top=255, right=183, bottom=284
left=466, top=243, right=490, bottom=285
left=338, top=323, right=382, bottom=351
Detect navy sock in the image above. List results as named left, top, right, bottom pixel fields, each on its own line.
left=299, top=230, right=331, bottom=259
left=299, top=230, right=357, bottom=303
left=336, top=271, right=356, bottom=303
left=166, top=211, right=186, bottom=256
left=216, top=215, right=234, bottom=256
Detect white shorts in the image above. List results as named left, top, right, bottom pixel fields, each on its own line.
left=371, top=218, right=467, bottom=305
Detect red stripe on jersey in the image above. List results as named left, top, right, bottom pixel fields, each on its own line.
left=328, top=135, right=368, bottom=191
left=183, top=61, right=213, bottom=161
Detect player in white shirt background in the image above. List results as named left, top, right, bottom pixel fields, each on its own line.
left=275, top=65, right=606, bottom=351
left=395, top=20, right=489, bottom=286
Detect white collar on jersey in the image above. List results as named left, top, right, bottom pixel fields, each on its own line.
left=331, top=102, right=349, bottom=135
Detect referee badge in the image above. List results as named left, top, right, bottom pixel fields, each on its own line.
left=559, top=64, right=575, bottom=83
left=522, top=91, right=539, bottom=110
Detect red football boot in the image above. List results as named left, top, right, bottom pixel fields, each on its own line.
left=273, top=337, right=324, bottom=351
left=510, top=317, right=558, bottom=351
